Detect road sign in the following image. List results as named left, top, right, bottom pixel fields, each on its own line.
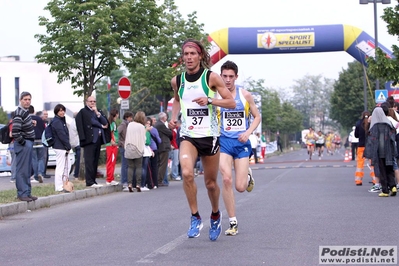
left=375, top=89, right=388, bottom=103
left=120, top=99, right=129, bottom=110
left=118, top=77, right=131, bottom=99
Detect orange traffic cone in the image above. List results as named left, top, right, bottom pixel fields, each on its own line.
left=349, top=150, right=352, bottom=160
left=249, top=155, right=255, bottom=164
left=344, top=150, right=350, bottom=162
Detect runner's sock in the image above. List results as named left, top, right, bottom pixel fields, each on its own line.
left=192, top=212, right=201, bottom=219
left=211, top=210, right=220, bottom=220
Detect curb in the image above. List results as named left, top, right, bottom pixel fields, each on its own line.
left=0, top=184, right=122, bottom=218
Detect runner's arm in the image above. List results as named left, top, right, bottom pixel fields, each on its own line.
left=238, top=89, right=261, bottom=143
left=169, top=76, right=181, bottom=129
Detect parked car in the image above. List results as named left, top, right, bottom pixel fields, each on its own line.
left=0, top=124, right=11, bottom=172
left=46, top=147, right=75, bottom=170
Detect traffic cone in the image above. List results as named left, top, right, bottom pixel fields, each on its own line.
left=250, top=155, right=255, bottom=164
left=349, top=150, right=352, bottom=160
left=259, top=156, right=264, bottom=163
left=344, top=150, right=350, bottom=162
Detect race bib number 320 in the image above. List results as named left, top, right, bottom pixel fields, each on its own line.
left=186, top=108, right=210, bottom=131
left=223, top=111, right=245, bottom=131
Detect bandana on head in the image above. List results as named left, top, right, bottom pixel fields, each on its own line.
left=182, top=41, right=201, bottom=54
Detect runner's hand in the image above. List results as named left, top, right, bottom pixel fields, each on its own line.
left=168, top=120, right=176, bottom=129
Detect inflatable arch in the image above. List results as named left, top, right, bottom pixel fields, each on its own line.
left=207, top=24, right=393, bottom=66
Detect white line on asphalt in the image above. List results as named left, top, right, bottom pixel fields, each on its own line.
left=136, top=234, right=187, bottom=263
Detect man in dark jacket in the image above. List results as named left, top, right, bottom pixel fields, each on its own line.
left=76, top=96, right=109, bottom=188
left=154, top=112, right=172, bottom=186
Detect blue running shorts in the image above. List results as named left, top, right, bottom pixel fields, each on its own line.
left=220, top=136, right=252, bottom=160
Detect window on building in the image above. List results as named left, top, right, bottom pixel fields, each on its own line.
left=15, top=77, right=19, bottom=106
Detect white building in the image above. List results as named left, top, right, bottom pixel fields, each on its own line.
left=0, top=56, right=84, bottom=121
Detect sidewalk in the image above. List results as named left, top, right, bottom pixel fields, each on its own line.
left=0, top=164, right=122, bottom=218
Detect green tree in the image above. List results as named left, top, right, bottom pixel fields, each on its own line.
left=245, top=78, right=302, bottom=146
left=330, top=61, right=377, bottom=129
left=367, top=3, right=399, bottom=84
left=129, top=0, right=208, bottom=110
left=278, top=101, right=303, bottom=145
left=0, top=107, right=9, bottom=124
left=291, top=74, right=334, bottom=130
left=94, top=70, right=127, bottom=115
left=245, top=79, right=278, bottom=133
left=35, top=0, right=164, bottom=100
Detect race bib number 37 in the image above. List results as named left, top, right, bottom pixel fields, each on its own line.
left=223, top=111, right=245, bottom=131
left=186, top=108, right=210, bottom=132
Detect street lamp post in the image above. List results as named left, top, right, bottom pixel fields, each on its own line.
left=360, top=0, right=391, bottom=110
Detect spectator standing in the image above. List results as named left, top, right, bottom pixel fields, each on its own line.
left=147, top=116, right=161, bottom=189
left=140, top=121, right=152, bottom=191
left=386, top=107, right=399, bottom=186
left=354, top=111, right=377, bottom=188
left=12, top=91, right=38, bottom=202
left=171, top=123, right=181, bottom=181
left=276, top=132, right=283, bottom=153
left=118, top=111, right=133, bottom=189
left=154, top=112, right=172, bottom=186
left=29, top=105, right=45, bottom=183
left=260, top=132, right=267, bottom=159
left=8, top=113, right=16, bottom=183
left=40, top=110, right=51, bottom=178
left=348, top=126, right=359, bottom=161
left=249, top=133, right=258, bottom=163
left=68, top=112, right=80, bottom=179
left=75, top=96, right=110, bottom=188
left=105, top=109, right=119, bottom=185
left=125, top=111, right=146, bottom=192
left=51, top=104, right=72, bottom=192
left=364, top=106, right=397, bottom=197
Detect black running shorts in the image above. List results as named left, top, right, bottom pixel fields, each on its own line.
left=180, top=136, right=220, bottom=157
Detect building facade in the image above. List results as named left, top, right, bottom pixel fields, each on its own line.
left=0, top=56, right=84, bottom=121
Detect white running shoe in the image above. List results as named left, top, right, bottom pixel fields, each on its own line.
left=106, top=180, right=119, bottom=185
left=246, top=168, right=255, bottom=192
left=368, top=185, right=381, bottom=193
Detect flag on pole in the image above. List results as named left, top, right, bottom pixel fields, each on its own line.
left=107, top=77, right=111, bottom=91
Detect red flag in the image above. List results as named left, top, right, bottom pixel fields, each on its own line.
left=107, top=77, right=111, bottom=91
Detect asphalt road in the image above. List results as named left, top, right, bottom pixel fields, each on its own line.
left=0, top=149, right=398, bottom=266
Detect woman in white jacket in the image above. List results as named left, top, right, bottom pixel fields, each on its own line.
left=125, top=111, right=146, bottom=192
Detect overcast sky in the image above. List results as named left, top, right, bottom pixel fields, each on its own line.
left=0, top=0, right=397, bottom=89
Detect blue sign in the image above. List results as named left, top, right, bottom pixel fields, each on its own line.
left=375, top=89, right=388, bottom=103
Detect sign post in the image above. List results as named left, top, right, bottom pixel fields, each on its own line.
left=118, top=77, right=131, bottom=99
left=375, top=89, right=388, bottom=104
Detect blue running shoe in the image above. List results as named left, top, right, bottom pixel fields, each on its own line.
left=187, top=216, right=203, bottom=238
left=209, top=212, right=222, bottom=241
